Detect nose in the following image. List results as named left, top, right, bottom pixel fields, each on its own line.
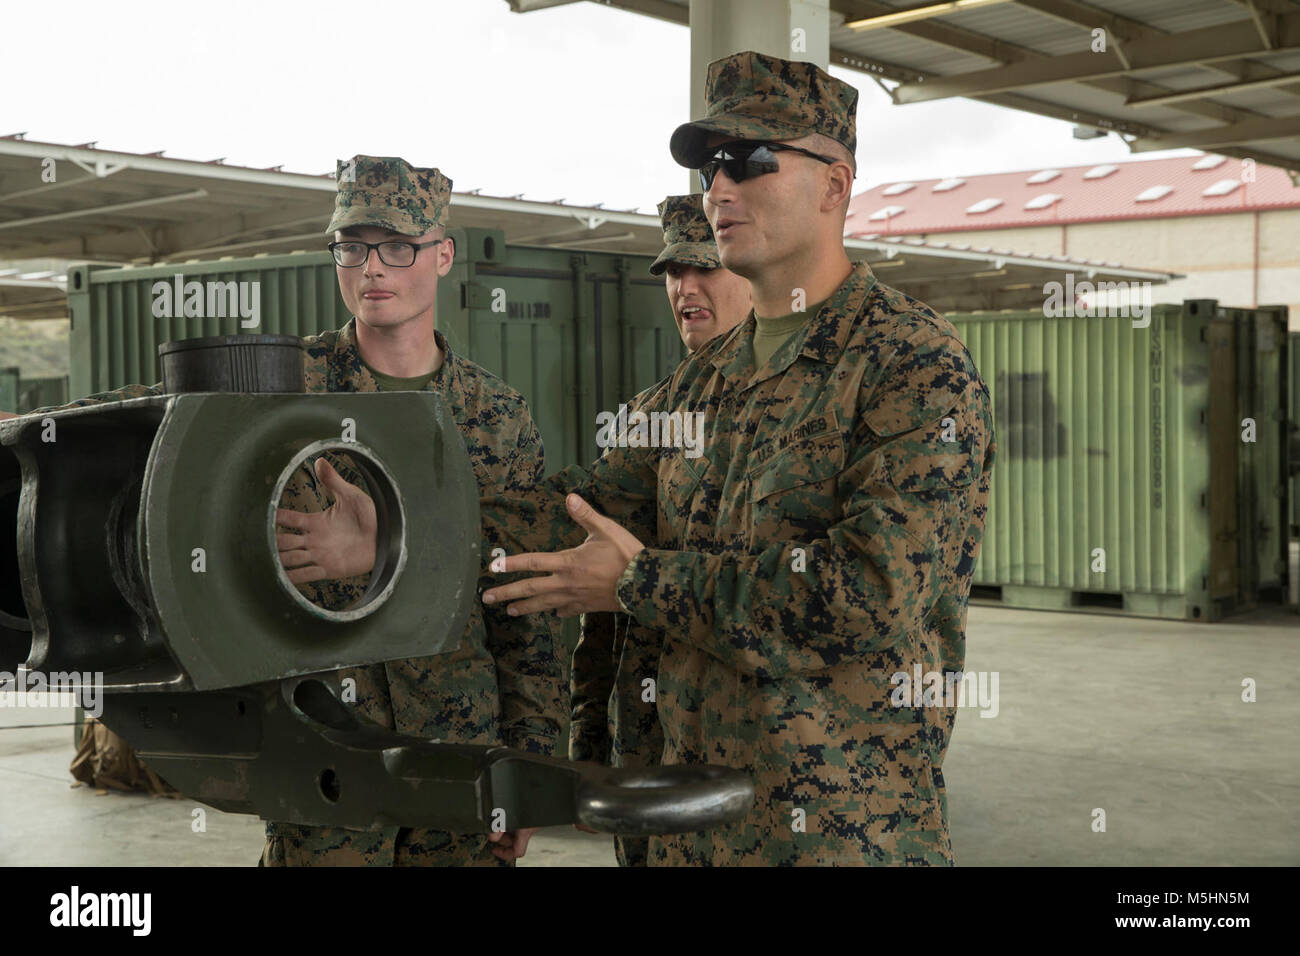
left=703, top=166, right=737, bottom=209
left=677, top=269, right=703, bottom=299
left=707, top=180, right=738, bottom=225
left=362, top=247, right=385, bottom=276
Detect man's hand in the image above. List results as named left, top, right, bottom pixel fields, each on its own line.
left=487, top=827, right=538, bottom=862
left=0, top=411, right=19, bottom=421
left=481, top=493, right=644, bottom=617
left=275, top=456, right=377, bottom=583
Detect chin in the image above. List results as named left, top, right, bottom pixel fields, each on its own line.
left=683, top=329, right=712, bottom=352
left=717, top=250, right=758, bottom=279
left=355, top=310, right=406, bottom=329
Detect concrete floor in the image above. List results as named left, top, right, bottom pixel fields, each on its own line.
left=2, top=603, right=1296, bottom=866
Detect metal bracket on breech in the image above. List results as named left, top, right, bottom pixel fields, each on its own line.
left=0, top=334, right=753, bottom=835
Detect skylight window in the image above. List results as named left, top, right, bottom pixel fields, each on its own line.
left=1084, top=164, right=1118, bottom=180
left=965, top=198, right=1003, bottom=214
left=1135, top=185, right=1172, bottom=202
left=1024, top=193, right=1062, bottom=210
left=1192, top=154, right=1227, bottom=171
left=1026, top=169, right=1060, bottom=184
left=868, top=205, right=906, bottom=220
left=933, top=178, right=966, bottom=192
left=1203, top=178, right=1241, bottom=197
left=882, top=182, right=915, bottom=196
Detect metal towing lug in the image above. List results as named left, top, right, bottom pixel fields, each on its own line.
left=0, top=341, right=754, bottom=835
left=101, top=673, right=754, bottom=834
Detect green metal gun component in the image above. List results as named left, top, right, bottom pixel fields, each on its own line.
left=103, top=674, right=754, bottom=834
left=1, top=392, right=478, bottom=690
left=1, top=391, right=755, bottom=834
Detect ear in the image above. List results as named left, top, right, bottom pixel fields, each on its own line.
left=821, top=162, right=854, bottom=214
left=437, top=236, right=456, bottom=277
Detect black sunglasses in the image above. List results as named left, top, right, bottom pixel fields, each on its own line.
left=696, top=141, right=841, bottom=190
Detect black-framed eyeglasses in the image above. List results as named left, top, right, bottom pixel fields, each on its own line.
left=328, top=238, right=445, bottom=268
left=696, top=141, right=842, bottom=190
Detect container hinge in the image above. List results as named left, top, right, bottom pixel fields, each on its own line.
left=461, top=281, right=493, bottom=310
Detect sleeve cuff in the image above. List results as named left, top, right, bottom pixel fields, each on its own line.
left=616, top=548, right=693, bottom=631
left=567, top=727, right=611, bottom=765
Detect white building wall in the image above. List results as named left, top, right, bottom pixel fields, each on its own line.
left=887, top=209, right=1300, bottom=331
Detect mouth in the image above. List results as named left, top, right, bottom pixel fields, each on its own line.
left=361, top=290, right=395, bottom=301
left=715, top=219, right=743, bottom=238
left=679, top=306, right=713, bottom=324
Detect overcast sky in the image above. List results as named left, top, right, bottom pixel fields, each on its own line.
left=2, top=0, right=1199, bottom=212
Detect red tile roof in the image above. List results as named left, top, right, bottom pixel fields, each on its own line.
left=847, top=154, right=1300, bottom=237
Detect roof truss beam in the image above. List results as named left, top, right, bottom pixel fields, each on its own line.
left=0, top=189, right=209, bottom=232
left=892, top=10, right=1300, bottom=103
left=1128, top=113, right=1300, bottom=151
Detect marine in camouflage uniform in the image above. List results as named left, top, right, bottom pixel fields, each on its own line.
left=485, top=52, right=995, bottom=865
left=36, top=156, right=565, bottom=866
left=569, top=193, right=746, bottom=867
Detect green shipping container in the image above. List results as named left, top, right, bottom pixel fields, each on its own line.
left=66, top=228, right=684, bottom=475
left=65, top=251, right=1299, bottom=630
left=950, top=300, right=1294, bottom=621
left=0, top=367, right=19, bottom=415
left=1288, top=332, right=1300, bottom=609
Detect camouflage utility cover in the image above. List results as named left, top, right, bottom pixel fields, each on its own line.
left=670, top=51, right=858, bottom=168
left=326, top=154, right=452, bottom=236
left=649, top=194, right=721, bottom=277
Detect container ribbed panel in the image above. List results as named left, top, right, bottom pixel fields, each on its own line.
left=951, top=304, right=1208, bottom=597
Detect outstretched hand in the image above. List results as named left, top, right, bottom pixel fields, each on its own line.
left=481, top=493, right=645, bottom=617
left=276, top=456, right=377, bottom=583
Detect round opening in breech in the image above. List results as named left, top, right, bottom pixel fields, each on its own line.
left=268, top=439, right=407, bottom=623
left=159, top=334, right=306, bottom=394
left=318, top=768, right=341, bottom=804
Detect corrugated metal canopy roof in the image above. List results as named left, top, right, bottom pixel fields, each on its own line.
left=0, top=136, right=1178, bottom=319
left=529, top=0, right=1300, bottom=178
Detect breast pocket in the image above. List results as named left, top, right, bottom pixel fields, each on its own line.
left=745, top=431, right=847, bottom=545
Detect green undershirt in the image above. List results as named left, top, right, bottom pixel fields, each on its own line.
left=361, top=358, right=435, bottom=391
left=752, top=297, right=827, bottom=369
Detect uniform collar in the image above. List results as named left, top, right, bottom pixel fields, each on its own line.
left=709, top=260, right=878, bottom=388
left=333, top=318, right=456, bottom=393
